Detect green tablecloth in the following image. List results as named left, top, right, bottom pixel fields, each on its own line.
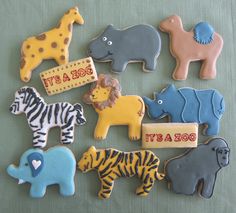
left=0, top=0, right=235, bottom=212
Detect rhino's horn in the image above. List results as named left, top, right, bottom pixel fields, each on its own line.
left=142, top=96, right=153, bottom=106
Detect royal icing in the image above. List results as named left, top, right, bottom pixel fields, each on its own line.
left=165, top=138, right=230, bottom=198
left=88, top=24, right=161, bottom=73
left=159, top=15, right=223, bottom=80
left=143, top=84, right=225, bottom=136
left=20, top=7, right=84, bottom=82
left=7, top=146, right=76, bottom=198
left=9, top=87, right=86, bottom=148
left=40, top=57, right=97, bottom=95
left=78, top=146, right=165, bottom=199
left=83, top=74, right=145, bottom=140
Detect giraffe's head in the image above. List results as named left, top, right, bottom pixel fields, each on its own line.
left=65, top=7, right=84, bottom=25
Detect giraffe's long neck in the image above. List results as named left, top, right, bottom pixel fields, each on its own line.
left=57, top=15, right=75, bottom=37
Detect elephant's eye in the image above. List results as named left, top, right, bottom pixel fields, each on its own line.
left=107, top=41, right=112, bottom=45
left=102, top=37, right=107, bottom=41
left=25, top=163, right=29, bottom=166
left=157, top=100, right=163, bottom=104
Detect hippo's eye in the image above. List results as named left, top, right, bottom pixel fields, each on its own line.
left=25, top=163, right=29, bottom=166
left=157, top=100, right=163, bottom=104
left=102, top=37, right=107, bottom=41
left=107, top=41, right=112, bottom=45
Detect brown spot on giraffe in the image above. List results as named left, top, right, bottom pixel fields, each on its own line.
left=31, top=54, right=35, bottom=58
left=20, top=58, right=26, bottom=69
left=35, top=34, right=46, bottom=40
left=51, top=42, right=57, bottom=48
left=61, top=49, right=64, bottom=52
left=64, top=37, right=69, bottom=45
left=59, top=33, right=63, bottom=37
left=68, top=24, right=72, bottom=32
left=26, top=45, right=31, bottom=49
left=60, top=55, right=65, bottom=60
left=39, top=48, right=44, bottom=52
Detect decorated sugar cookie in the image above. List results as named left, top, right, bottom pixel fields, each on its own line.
left=165, top=138, right=230, bottom=198
left=78, top=146, right=165, bottom=199
left=20, top=7, right=84, bottom=82
left=88, top=24, right=161, bottom=73
left=159, top=15, right=223, bottom=80
left=83, top=74, right=145, bottom=140
left=143, top=84, right=225, bottom=136
left=9, top=87, right=86, bottom=148
left=7, top=146, right=76, bottom=198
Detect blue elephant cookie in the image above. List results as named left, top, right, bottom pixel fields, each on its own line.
left=7, top=146, right=76, bottom=198
left=143, top=84, right=225, bottom=136
left=165, top=138, right=230, bottom=198
left=88, top=24, right=161, bottom=73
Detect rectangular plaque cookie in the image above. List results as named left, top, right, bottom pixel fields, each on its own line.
left=40, top=57, right=97, bottom=95
left=142, top=123, right=198, bottom=148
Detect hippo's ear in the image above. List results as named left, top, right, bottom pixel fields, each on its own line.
left=27, top=152, right=44, bottom=177
left=106, top=24, right=115, bottom=31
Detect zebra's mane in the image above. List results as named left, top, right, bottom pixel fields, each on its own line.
left=18, top=87, right=45, bottom=106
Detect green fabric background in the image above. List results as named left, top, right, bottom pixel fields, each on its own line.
left=0, top=0, right=235, bottom=212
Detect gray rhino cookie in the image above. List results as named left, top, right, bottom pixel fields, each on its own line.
left=165, top=138, right=230, bottom=198
left=88, top=24, right=161, bottom=73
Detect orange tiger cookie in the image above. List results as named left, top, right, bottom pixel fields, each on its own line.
left=20, top=7, right=84, bottom=82
left=78, top=146, right=165, bottom=199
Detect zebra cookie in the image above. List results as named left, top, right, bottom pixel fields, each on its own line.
left=78, top=146, right=165, bottom=199
left=9, top=87, right=86, bottom=148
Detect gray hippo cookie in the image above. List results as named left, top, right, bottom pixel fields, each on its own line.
left=88, top=24, right=161, bottom=73
left=165, top=138, right=230, bottom=198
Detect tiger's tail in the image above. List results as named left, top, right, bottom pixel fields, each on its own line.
left=154, top=170, right=165, bottom=181
left=74, top=103, right=86, bottom=125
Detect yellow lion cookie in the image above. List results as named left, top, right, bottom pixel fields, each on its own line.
left=83, top=74, right=145, bottom=140
left=78, top=146, right=165, bottom=199
left=20, top=7, right=84, bottom=82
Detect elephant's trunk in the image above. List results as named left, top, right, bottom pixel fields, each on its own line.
left=7, top=165, right=26, bottom=184
left=142, top=96, right=153, bottom=107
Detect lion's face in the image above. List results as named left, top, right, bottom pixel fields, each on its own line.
left=78, top=146, right=97, bottom=173
left=90, top=86, right=111, bottom=102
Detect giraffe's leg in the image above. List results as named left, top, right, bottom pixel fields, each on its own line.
left=20, top=56, right=42, bottom=82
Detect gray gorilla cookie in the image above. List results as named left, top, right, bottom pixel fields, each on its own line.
left=88, top=24, right=161, bottom=73
left=165, top=138, right=230, bottom=198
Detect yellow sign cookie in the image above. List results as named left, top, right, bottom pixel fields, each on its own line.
left=20, top=7, right=84, bottom=82
left=40, top=57, right=97, bottom=95
left=142, top=123, right=198, bottom=148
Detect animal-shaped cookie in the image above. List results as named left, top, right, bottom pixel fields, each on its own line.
left=143, top=84, right=225, bottom=136
left=78, top=146, right=165, bottom=199
left=83, top=74, right=145, bottom=140
left=9, top=87, right=86, bottom=148
left=88, top=24, right=161, bottom=73
left=165, top=138, right=230, bottom=198
left=20, top=7, right=84, bottom=82
left=159, top=15, right=223, bottom=80
left=7, top=146, right=76, bottom=198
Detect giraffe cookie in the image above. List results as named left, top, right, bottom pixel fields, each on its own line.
left=20, top=7, right=84, bottom=82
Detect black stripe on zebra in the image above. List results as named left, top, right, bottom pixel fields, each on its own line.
left=39, top=106, right=48, bottom=128
left=61, top=116, right=73, bottom=129
left=54, top=103, right=59, bottom=124
left=26, top=101, right=41, bottom=119
left=29, top=103, right=45, bottom=123
left=47, top=105, right=53, bottom=124
left=60, top=103, right=68, bottom=123
left=65, top=106, right=73, bottom=122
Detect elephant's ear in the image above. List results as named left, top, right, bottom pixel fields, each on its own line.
left=27, top=152, right=44, bottom=177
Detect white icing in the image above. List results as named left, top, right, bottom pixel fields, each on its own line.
left=32, top=160, right=41, bottom=170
